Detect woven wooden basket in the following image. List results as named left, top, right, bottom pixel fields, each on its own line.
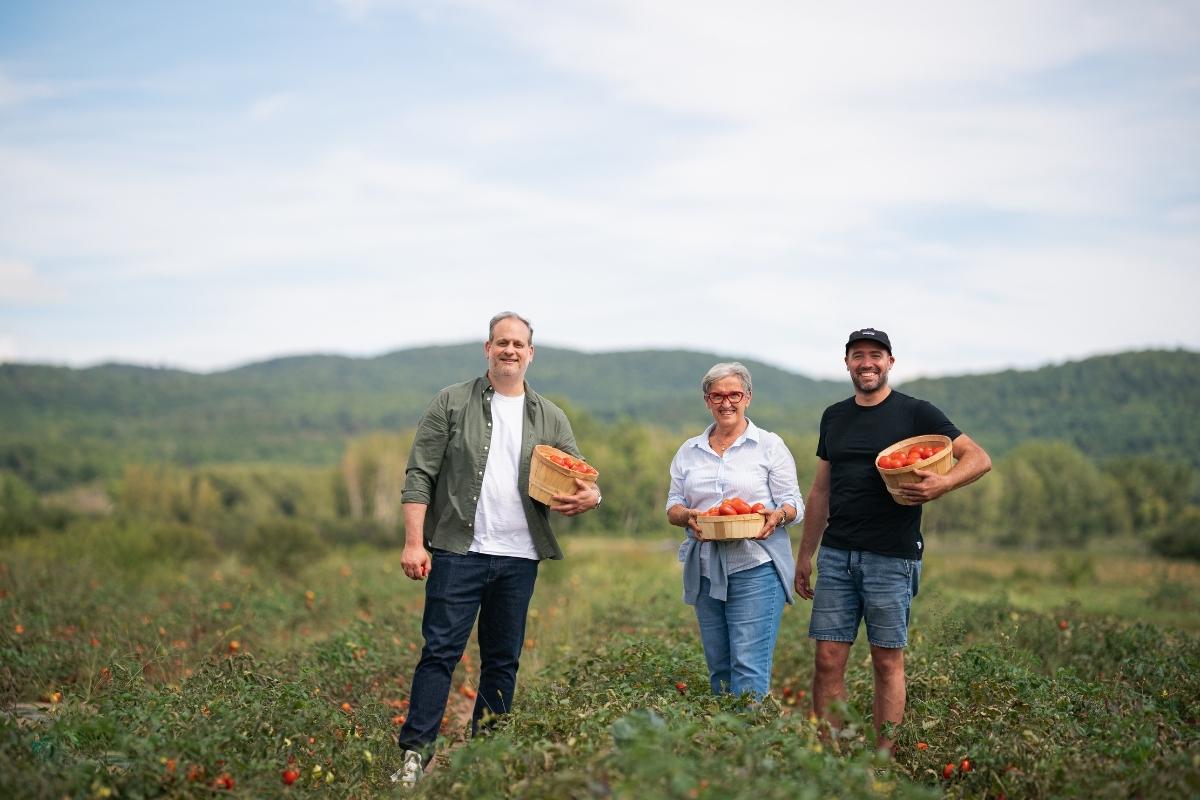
left=695, top=513, right=766, bottom=540
left=876, top=434, right=953, bottom=506
left=528, top=444, right=598, bottom=505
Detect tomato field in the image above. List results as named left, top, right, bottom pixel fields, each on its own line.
left=2, top=531, right=1198, bottom=798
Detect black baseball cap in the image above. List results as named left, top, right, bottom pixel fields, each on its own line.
left=845, top=328, right=892, bottom=353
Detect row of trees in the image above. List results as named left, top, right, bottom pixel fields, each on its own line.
left=3, top=417, right=1198, bottom=558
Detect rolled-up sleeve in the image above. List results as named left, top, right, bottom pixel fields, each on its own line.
left=768, top=435, right=804, bottom=526
left=665, top=445, right=689, bottom=511
left=401, top=392, right=450, bottom=504
left=552, top=408, right=582, bottom=460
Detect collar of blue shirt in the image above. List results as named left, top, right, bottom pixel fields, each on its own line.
left=689, top=418, right=762, bottom=454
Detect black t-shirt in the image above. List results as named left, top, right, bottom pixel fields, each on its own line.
left=816, top=390, right=961, bottom=560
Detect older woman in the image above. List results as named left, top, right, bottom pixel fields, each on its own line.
left=666, top=362, right=803, bottom=698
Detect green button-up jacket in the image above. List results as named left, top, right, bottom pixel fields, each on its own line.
left=401, top=376, right=583, bottom=560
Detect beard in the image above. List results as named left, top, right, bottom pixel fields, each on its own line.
left=490, top=357, right=525, bottom=379
left=851, top=368, right=888, bottom=394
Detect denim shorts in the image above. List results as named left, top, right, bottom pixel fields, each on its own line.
left=807, top=546, right=921, bottom=649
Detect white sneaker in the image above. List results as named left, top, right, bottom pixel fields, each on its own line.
left=390, top=749, right=424, bottom=788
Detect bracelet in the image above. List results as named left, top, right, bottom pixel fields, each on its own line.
left=777, top=510, right=788, bottom=526
left=594, top=491, right=603, bottom=510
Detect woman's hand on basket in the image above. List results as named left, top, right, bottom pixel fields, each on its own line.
left=754, top=508, right=786, bottom=539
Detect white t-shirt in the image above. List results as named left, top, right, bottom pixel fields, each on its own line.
left=470, top=392, right=538, bottom=560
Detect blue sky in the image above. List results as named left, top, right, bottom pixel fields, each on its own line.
left=2, top=0, right=1198, bottom=380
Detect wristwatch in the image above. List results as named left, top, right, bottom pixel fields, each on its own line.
left=594, top=491, right=603, bottom=510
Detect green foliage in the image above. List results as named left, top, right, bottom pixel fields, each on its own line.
left=4, top=349, right=1199, bottom=481
left=1109, top=457, right=1196, bottom=529
left=923, top=439, right=1198, bottom=549
left=0, top=529, right=1198, bottom=799
left=0, top=473, right=75, bottom=539
left=573, top=420, right=680, bottom=535
left=903, top=349, right=1200, bottom=467
left=428, top=640, right=933, bottom=800
left=1150, top=507, right=1200, bottom=560
left=337, top=431, right=413, bottom=524
left=243, top=519, right=329, bottom=571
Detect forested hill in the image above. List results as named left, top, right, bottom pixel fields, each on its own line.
left=901, top=349, right=1198, bottom=464
left=1, top=347, right=1196, bottom=487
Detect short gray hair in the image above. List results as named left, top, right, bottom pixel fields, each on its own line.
left=701, top=362, right=752, bottom=395
left=488, top=311, right=534, bottom=343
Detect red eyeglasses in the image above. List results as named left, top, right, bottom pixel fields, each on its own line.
left=705, top=391, right=745, bottom=405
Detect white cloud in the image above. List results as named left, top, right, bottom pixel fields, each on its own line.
left=1, top=2, right=1197, bottom=375
left=248, top=92, right=301, bottom=122
left=459, top=1, right=1197, bottom=111
left=331, top=0, right=376, bottom=19
left=0, top=258, right=57, bottom=303
left=0, top=68, right=62, bottom=109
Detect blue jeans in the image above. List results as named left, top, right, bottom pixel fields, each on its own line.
left=694, top=562, right=785, bottom=698
left=807, top=546, right=921, bottom=648
left=397, top=549, right=539, bottom=756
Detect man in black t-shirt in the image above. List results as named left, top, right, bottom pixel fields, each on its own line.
left=794, top=328, right=991, bottom=753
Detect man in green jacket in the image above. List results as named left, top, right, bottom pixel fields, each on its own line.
left=392, top=312, right=602, bottom=788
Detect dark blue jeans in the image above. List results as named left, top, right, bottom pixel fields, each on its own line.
left=397, top=549, right=539, bottom=757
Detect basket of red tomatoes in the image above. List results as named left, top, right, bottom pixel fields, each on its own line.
left=529, top=444, right=599, bottom=505
left=875, top=434, right=953, bottom=506
left=695, top=496, right=772, bottom=540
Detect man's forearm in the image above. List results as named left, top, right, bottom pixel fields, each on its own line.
left=946, top=438, right=992, bottom=492
left=798, top=496, right=829, bottom=559
left=402, top=502, right=428, bottom=548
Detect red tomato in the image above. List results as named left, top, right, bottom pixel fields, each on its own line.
left=749, top=502, right=766, bottom=514
left=906, top=453, right=923, bottom=467
left=931, top=445, right=945, bottom=454
left=729, top=497, right=752, bottom=515
left=281, top=769, right=300, bottom=786
left=942, top=763, right=955, bottom=780
left=877, top=456, right=890, bottom=468
left=718, top=502, right=738, bottom=516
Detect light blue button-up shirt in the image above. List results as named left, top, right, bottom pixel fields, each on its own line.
left=666, top=418, right=804, bottom=605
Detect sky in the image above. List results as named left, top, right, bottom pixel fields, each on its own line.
left=1, top=1, right=1198, bottom=381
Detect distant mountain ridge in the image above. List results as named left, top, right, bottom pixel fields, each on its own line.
left=2, top=346, right=1197, bottom=484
